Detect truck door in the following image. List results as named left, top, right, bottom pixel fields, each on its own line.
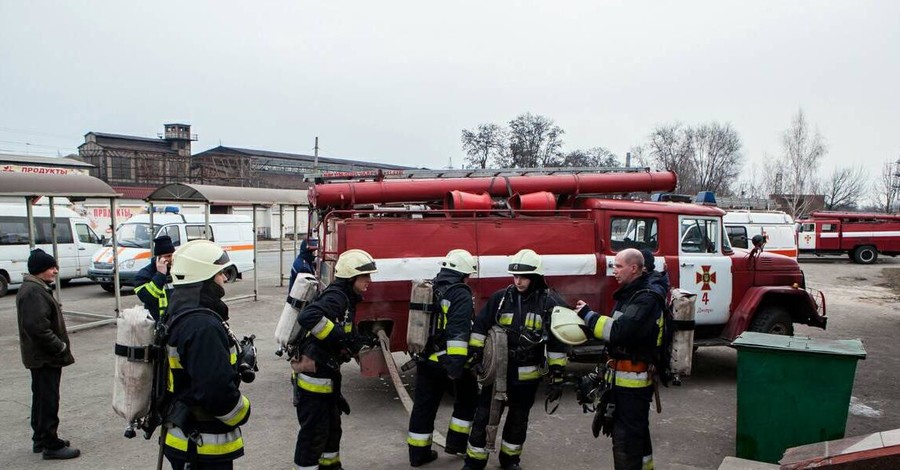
left=798, top=222, right=816, bottom=251
left=73, top=222, right=102, bottom=277
left=817, top=220, right=841, bottom=251
left=678, top=216, right=732, bottom=325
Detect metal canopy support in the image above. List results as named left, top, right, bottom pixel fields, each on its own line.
left=253, top=204, right=258, bottom=301
left=279, top=204, right=285, bottom=287
left=111, top=197, right=120, bottom=317
left=49, top=198, right=61, bottom=304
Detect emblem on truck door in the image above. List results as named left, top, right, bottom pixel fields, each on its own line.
left=695, top=265, right=717, bottom=291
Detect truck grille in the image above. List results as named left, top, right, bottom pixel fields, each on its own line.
left=94, top=262, right=113, bottom=270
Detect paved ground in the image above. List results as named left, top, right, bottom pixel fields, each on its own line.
left=0, top=249, right=897, bottom=470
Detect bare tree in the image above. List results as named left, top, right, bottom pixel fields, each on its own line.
left=461, top=123, right=508, bottom=169
left=824, top=166, right=867, bottom=210
left=643, top=122, right=742, bottom=195
left=507, top=113, right=565, bottom=168
left=777, top=109, right=827, bottom=218
left=562, top=147, right=620, bottom=167
left=872, top=159, right=900, bottom=213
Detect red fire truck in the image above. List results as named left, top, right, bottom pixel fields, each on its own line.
left=308, top=169, right=826, bottom=374
left=798, top=211, right=900, bottom=264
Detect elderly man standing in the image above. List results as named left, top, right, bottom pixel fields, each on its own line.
left=575, top=248, right=664, bottom=470
left=17, top=249, right=80, bottom=460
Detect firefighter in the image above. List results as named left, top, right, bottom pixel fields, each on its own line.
left=463, top=249, right=569, bottom=470
left=408, top=249, right=480, bottom=467
left=575, top=247, right=664, bottom=470
left=163, top=239, right=252, bottom=470
left=133, top=235, right=175, bottom=320
left=292, top=249, right=378, bottom=470
left=290, top=237, right=319, bottom=290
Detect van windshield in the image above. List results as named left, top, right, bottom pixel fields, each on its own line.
left=115, top=223, right=161, bottom=248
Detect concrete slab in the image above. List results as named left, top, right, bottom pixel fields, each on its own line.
left=780, top=429, right=900, bottom=469
left=718, top=456, right=780, bottom=470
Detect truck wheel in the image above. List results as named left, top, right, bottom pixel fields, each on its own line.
left=224, top=266, right=238, bottom=283
left=100, top=282, right=115, bottom=293
left=749, top=306, right=794, bottom=336
left=0, top=275, right=8, bottom=297
left=852, top=246, right=878, bottom=264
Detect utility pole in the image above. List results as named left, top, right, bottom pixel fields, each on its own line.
left=314, top=137, right=319, bottom=171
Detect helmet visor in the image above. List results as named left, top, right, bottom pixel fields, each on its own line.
left=508, top=262, right=538, bottom=273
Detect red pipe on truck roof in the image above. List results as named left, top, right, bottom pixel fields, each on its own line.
left=309, top=170, right=678, bottom=209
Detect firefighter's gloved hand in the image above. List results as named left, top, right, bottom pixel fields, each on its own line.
left=466, top=347, right=483, bottom=369
left=579, top=324, right=595, bottom=339
left=337, top=394, right=351, bottom=415
left=574, top=301, right=592, bottom=320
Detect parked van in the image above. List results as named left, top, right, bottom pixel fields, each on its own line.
left=88, top=212, right=255, bottom=292
left=0, top=204, right=104, bottom=296
left=724, top=210, right=798, bottom=258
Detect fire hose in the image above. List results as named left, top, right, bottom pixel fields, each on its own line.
left=375, top=329, right=447, bottom=449
left=477, top=326, right=508, bottom=451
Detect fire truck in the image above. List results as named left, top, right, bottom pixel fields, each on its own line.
left=308, top=169, right=826, bottom=375
left=797, top=211, right=900, bottom=264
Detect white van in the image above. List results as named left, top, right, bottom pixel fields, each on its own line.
left=723, top=210, right=798, bottom=258
left=88, top=212, right=255, bottom=292
left=0, top=204, right=104, bottom=296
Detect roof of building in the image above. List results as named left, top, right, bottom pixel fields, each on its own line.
left=111, top=186, right=157, bottom=200
left=0, top=172, right=119, bottom=199
left=80, top=132, right=177, bottom=154
left=0, top=153, right=95, bottom=168
left=193, top=145, right=412, bottom=170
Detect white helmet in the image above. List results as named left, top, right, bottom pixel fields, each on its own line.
left=170, top=240, right=235, bottom=286
left=550, top=306, right=588, bottom=345
left=335, top=249, right=378, bottom=279
left=441, top=249, right=477, bottom=275
left=507, top=249, right=544, bottom=276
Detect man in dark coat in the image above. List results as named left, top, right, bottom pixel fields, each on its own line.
left=134, top=235, right=176, bottom=320
left=17, top=249, right=80, bottom=460
left=289, top=237, right=319, bottom=291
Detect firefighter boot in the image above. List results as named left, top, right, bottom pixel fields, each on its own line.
left=411, top=450, right=438, bottom=467
left=42, top=445, right=80, bottom=460
left=33, top=439, right=69, bottom=453
left=502, top=465, right=522, bottom=470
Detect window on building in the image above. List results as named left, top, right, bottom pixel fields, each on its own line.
left=610, top=217, right=659, bottom=252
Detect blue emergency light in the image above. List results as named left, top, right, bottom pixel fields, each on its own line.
left=694, top=191, right=717, bottom=205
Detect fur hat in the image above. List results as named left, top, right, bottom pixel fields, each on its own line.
left=28, top=249, right=58, bottom=275
left=153, top=236, right=176, bottom=256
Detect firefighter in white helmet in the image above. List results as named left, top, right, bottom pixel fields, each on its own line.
left=407, top=249, right=480, bottom=467
left=162, top=240, right=252, bottom=469
left=463, top=249, right=570, bottom=470
left=292, top=249, right=378, bottom=470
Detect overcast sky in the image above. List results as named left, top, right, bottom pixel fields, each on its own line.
left=1, top=1, right=898, bottom=183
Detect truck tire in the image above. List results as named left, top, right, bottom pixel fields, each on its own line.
left=749, top=306, right=794, bottom=336
left=100, top=282, right=115, bottom=293
left=0, top=274, right=8, bottom=297
left=852, top=246, right=878, bottom=264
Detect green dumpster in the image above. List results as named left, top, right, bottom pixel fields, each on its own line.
left=732, top=332, right=866, bottom=464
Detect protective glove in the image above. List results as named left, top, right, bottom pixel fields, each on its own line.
left=544, top=367, right=565, bottom=413
left=466, top=347, right=483, bottom=369
left=574, top=301, right=593, bottom=320
left=337, top=394, right=351, bottom=415
left=579, top=324, right=595, bottom=340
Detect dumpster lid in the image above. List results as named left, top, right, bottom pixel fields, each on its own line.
left=732, top=332, right=866, bottom=359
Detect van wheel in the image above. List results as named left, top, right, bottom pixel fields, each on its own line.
left=60, top=279, right=71, bottom=287
left=852, top=246, right=878, bottom=264
left=749, top=306, right=794, bottom=336
left=100, top=282, right=115, bottom=293
left=224, top=266, right=238, bottom=283
left=0, top=275, right=8, bottom=297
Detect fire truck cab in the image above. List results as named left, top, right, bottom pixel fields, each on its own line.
left=308, top=169, right=826, bottom=369
left=798, top=211, right=900, bottom=264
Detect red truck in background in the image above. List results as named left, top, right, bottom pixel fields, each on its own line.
left=307, top=169, right=827, bottom=375
left=797, top=211, right=900, bottom=264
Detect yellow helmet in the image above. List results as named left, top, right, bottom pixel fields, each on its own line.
left=507, top=249, right=544, bottom=276
left=335, top=249, right=378, bottom=279
left=170, top=240, right=235, bottom=286
left=441, top=249, right=478, bottom=275
left=550, top=306, right=588, bottom=345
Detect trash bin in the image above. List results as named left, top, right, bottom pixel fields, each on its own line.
left=732, top=332, right=866, bottom=464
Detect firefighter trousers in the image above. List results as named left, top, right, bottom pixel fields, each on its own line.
left=166, top=459, right=233, bottom=470
left=611, top=385, right=654, bottom=470
left=407, top=360, right=478, bottom=464
left=294, top=389, right=343, bottom=470
left=464, top=380, right=539, bottom=470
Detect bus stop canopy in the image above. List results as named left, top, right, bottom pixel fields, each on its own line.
left=146, top=183, right=308, bottom=206
left=0, top=172, right=120, bottom=199
left=0, top=172, right=121, bottom=331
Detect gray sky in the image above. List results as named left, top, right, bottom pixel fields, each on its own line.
left=1, top=1, right=898, bottom=184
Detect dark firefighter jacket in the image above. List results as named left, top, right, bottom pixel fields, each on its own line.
left=134, top=258, right=171, bottom=320
left=17, top=274, right=75, bottom=369
left=164, top=282, right=251, bottom=463
left=424, top=268, right=474, bottom=379
left=473, top=280, right=569, bottom=383
left=295, top=278, right=361, bottom=394
left=583, top=272, right=664, bottom=388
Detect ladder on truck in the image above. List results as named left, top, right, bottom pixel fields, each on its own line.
left=307, top=166, right=651, bottom=183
